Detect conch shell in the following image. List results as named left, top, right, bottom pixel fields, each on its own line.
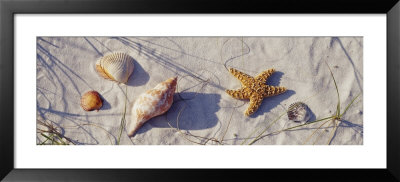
left=95, top=52, right=134, bottom=83
left=128, top=77, right=177, bottom=137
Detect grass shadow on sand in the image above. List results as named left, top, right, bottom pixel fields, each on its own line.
left=339, top=119, right=363, bottom=137
left=330, top=37, right=363, bottom=92
left=112, top=37, right=192, bottom=76
left=112, top=37, right=227, bottom=92
left=84, top=37, right=104, bottom=57
left=130, top=37, right=223, bottom=66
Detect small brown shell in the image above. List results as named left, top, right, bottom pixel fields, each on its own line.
left=81, top=91, right=103, bottom=111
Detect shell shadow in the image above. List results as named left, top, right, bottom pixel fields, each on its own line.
left=125, top=60, right=149, bottom=87
left=134, top=92, right=221, bottom=135
left=99, top=95, right=111, bottom=110
left=306, top=108, right=316, bottom=123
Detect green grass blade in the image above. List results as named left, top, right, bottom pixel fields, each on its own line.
left=248, top=111, right=288, bottom=145
left=117, top=85, right=128, bottom=145
left=340, top=93, right=361, bottom=117
left=303, top=118, right=332, bottom=145
left=41, top=133, right=60, bottom=145
left=327, top=119, right=339, bottom=145
left=39, top=133, right=52, bottom=145
left=55, top=134, right=68, bottom=145
left=313, top=119, right=334, bottom=145
left=241, top=127, right=262, bottom=145
left=242, top=97, right=319, bottom=145
left=248, top=114, right=335, bottom=145
left=325, top=61, right=340, bottom=116
left=280, top=115, right=335, bottom=132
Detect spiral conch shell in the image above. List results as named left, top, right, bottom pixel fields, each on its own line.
left=128, top=77, right=177, bottom=137
left=95, top=52, right=134, bottom=84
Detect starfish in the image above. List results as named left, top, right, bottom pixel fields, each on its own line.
left=226, top=67, right=287, bottom=116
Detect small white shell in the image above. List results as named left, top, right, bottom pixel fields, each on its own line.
left=95, top=52, right=134, bottom=83
left=127, top=77, right=177, bottom=137
left=287, top=102, right=311, bottom=123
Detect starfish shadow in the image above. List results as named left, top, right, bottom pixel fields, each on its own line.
left=249, top=71, right=295, bottom=118
left=249, top=90, right=295, bottom=118
left=266, top=71, right=283, bottom=86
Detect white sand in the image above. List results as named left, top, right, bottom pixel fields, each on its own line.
left=36, top=37, right=363, bottom=145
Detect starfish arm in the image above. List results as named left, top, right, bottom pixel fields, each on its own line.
left=255, top=68, right=275, bottom=83
left=226, top=88, right=251, bottom=99
left=245, top=94, right=263, bottom=116
left=263, top=85, right=287, bottom=97
left=228, top=68, right=255, bottom=87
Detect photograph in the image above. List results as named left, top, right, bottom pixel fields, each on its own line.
left=36, top=36, right=363, bottom=145
left=1, top=0, right=397, bottom=180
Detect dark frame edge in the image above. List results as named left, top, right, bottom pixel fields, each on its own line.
left=0, top=0, right=15, bottom=181
left=388, top=1, right=400, bottom=181
left=1, top=0, right=400, bottom=181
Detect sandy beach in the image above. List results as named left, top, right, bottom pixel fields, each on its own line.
left=36, top=37, right=363, bottom=145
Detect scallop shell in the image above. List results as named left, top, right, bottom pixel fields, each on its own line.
left=95, top=52, right=134, bottom=84
left=81, top=91, right=103, bottom=111
left=127, top=77, right=177, bottom=137
left=287, top=102, right=311, bottom=122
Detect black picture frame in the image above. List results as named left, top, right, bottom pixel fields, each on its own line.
left=1, top=0, right=399, bottom=181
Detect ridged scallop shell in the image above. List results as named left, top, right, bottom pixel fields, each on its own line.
left=287, top=102, right=311, bottom=122
left=95, top=52, right=134, bottom=84
left=127, top=77, right=177, bottom=137
left=81, top=91, right=103, bottom=111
